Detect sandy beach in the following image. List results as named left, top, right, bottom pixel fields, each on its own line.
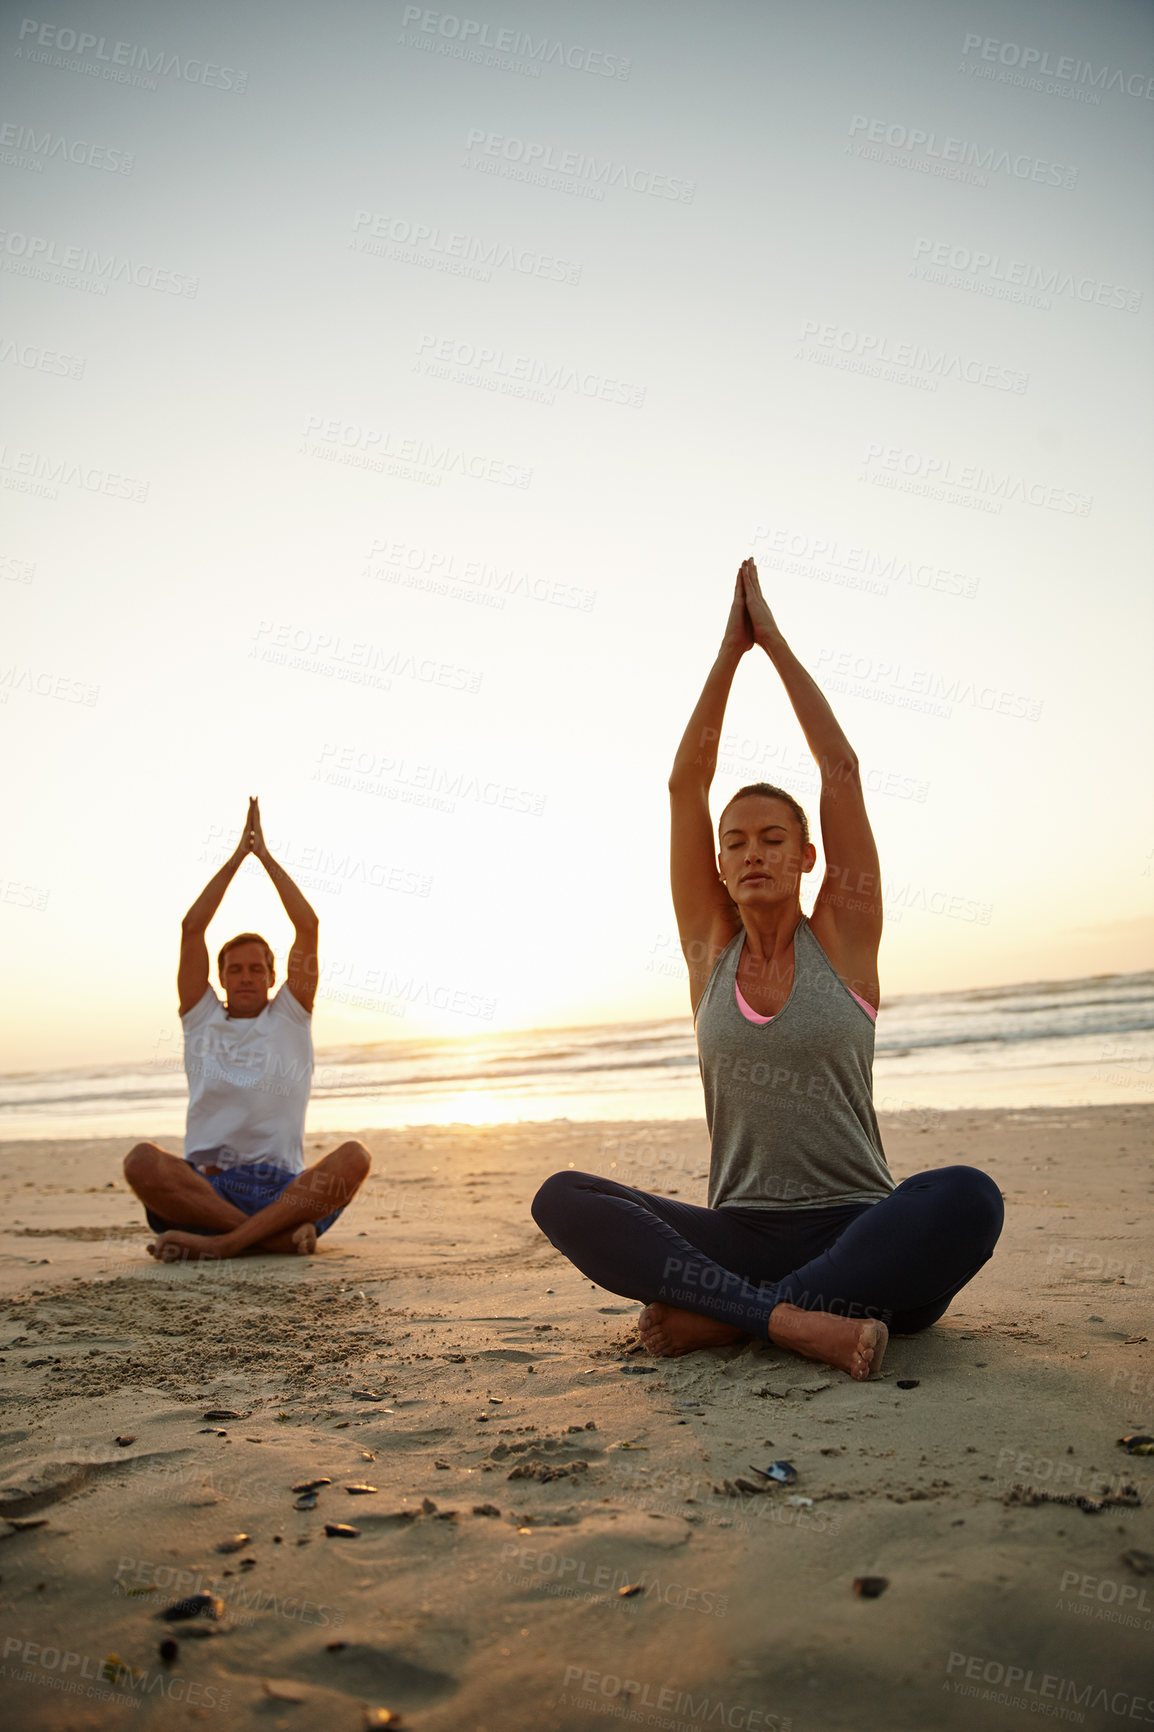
left=1, top=1105, right=1152, bottom=1731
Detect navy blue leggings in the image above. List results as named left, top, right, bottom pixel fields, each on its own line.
left=531, top=1166, right=1003, bottom=1335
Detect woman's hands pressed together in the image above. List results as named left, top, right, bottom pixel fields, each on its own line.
left=721, top=560, right=756, bottom=658
left=739, top=558, right=785, bottom=654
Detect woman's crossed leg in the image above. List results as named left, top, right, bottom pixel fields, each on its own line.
left=531, top=1165, right=1003, bottom=1381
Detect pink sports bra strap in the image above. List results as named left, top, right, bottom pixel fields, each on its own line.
left=734, top=978, right=876, bottom=1025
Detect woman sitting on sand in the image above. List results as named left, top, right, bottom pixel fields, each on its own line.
left=532, top=560, right=1003, bottom=1381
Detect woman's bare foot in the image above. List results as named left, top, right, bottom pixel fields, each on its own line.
left=290, top=1222, right=317, bottom=1256
left=768, top=1302, right=888, bottom=1381
left=639, top=1303, right=747, bottom=1357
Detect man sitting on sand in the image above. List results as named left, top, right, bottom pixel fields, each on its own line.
left=124, top=798, right=370, bottom=1259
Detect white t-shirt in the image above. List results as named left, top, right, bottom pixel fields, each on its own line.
left=181, top=984, right=313, bottom=1174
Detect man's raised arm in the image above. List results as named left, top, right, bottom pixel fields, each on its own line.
left=247, top=799, right=320, bottom=1014
left=178, top=800, right=255, bottom=1016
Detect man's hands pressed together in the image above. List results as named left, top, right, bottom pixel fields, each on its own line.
left=244, top=795, right=269, bottom=864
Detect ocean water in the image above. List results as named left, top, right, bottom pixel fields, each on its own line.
left=0, top=971, right=1151, bottom=1143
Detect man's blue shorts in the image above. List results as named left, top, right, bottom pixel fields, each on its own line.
left=145, top=1158, right=345, bottom=1238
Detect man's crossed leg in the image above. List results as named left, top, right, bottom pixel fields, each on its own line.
left=124, top=1141, right=371, bottom=1260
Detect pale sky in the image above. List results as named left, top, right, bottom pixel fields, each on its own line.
left=1, top=0, right=1152, bottom=1069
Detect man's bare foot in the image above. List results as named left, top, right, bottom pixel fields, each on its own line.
left=147, top=1229, right=233, bottom=1262
left=638, top=1303, right=747, bottom=1358
left=290, top=1222, right=317, bottom=1256
left=768, top=1302, right=888, bottom=1381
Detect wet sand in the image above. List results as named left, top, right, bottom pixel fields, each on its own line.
left=0, top=1105, right=1152, bottom=1730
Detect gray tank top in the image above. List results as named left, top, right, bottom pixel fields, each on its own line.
left=694, top=917, right=894, bottom=1211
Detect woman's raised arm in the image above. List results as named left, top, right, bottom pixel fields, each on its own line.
left=741, top=562, right=883, bottom=1004
left=668, top=566, right=753, bottom=1009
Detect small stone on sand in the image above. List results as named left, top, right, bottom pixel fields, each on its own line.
left=263, top=1678, right=307, bottom=1702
